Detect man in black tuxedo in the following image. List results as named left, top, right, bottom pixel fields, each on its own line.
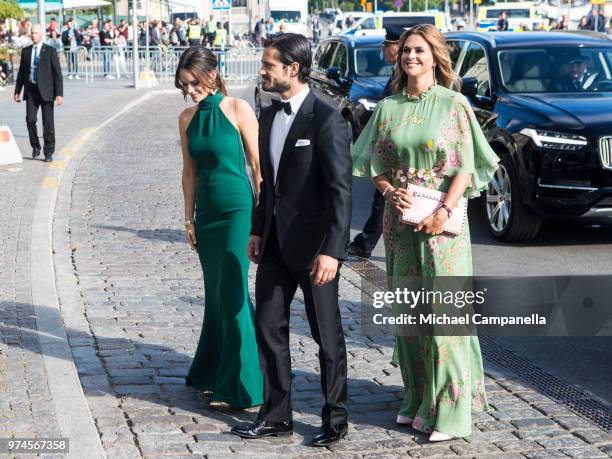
left=14, top=24, right=63, bottom=161
left=231, top=33, right=352, bottom=447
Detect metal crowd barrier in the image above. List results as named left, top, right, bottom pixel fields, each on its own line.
left=6, top=45, right=263, bottom=85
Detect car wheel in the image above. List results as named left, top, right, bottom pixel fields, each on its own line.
left=254, top=88, right=261, bottom=118
left=485, top=155, right=542, bottom=242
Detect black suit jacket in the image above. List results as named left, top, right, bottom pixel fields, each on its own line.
left=15, top=43, right=63, bottom=102
left=252, top=90, right=352, bottom=270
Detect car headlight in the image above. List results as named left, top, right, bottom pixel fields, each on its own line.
left=519, top=128, right=588, bottom=150
left=358, top=98, right=378, bottom=112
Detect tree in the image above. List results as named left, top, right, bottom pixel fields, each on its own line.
left=0, top=0, right=24, bottom=21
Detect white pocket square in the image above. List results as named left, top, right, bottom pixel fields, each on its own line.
left=295, top=139, right=311, bottom=147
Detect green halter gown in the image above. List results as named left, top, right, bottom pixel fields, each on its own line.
left=185, top=91, right=263, bottom=408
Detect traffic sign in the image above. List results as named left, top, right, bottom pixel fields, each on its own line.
left=474, top=0, right=482, bottom=4
left=591, top=0, right=605, bottom=4
left=212, top=0, right=231, bottom=10
left=0, top=126, right=23, bottom=166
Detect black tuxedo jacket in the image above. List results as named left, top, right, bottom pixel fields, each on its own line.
left=252, top=90, right=352, bottom=270
left=15, top=43, right=63, bottom=102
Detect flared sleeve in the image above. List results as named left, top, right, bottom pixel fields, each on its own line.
left=351, top=101, right=393, bottom=178
left=443, top=95, right=499, bottom=198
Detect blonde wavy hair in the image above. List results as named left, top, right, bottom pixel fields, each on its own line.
left=390, top=24, right=460, bottom=95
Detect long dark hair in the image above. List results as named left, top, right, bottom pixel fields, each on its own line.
left=390, top=24, right=459, bottom=95
left=175, top=46, right=227, bottom=98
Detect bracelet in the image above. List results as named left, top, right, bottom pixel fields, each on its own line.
left=184, top=219, right=195, bottom=226
left=440, top=204, right=453, bottom=218
left=382, top=185, right=395, bottom=199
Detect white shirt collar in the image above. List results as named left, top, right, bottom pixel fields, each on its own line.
left=280, top=85, right=310, bottom=115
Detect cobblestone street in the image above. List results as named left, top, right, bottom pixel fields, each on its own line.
left=2, top=85, right=611, bottom=458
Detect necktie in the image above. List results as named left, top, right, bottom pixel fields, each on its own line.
left=272, top=99, right=292, bottom=115
left=32, top=45, right=39, bottom=83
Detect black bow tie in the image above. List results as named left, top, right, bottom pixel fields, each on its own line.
left=272, top=99, right=292, bottom=115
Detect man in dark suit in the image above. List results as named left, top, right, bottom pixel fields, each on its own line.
left=347, top=26, right=401, bottom=259
left=14, top=24, right=63, bottom=161
left=231, top=33, right=352, bottom=447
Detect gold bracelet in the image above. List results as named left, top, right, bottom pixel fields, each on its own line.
left=382, top=185, right=395, bottom=199
left=184, top=219, right=195, bottom=226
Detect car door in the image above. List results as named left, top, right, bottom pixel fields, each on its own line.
left=324, top=41, right=350, bottom=109
left=457, top=41, right=496, bottom=127
left=310, top=40, right=338, bottom=103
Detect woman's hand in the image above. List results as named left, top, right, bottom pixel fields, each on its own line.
left=388, top=187, right=414, bottom=214
left=185, top=223, right=197, bottom=251
left=416, top=208, right=449, bottom=235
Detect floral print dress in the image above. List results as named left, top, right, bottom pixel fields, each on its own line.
left=352, top=85, right=499, bottom=438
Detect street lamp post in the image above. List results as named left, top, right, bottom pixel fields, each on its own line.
left=37, top=0, right=45, bottom=32
left=132, top=0, right=139, bottom=89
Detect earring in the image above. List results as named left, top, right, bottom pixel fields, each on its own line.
left=432, top=65, right=437, bottom=86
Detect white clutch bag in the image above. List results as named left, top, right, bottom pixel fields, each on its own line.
left=400, top=184, right=467, bottom=236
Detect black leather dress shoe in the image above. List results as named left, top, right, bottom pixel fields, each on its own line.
left=231, top=419, right=293, bottom=439
left=32, top=148, right=40, bottom=158
left=44, top=156, right=52, bottom=162
left=347, top=243, right=371, bottom=259
left=311, top=423, right=348, bottom=447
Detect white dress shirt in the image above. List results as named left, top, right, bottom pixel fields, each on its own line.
left=269, top=85, right=310, bottom=183
left=30, top=41, right=43, bottom=83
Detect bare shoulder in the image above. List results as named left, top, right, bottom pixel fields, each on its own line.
left=179, top=105, right=198, bottom=130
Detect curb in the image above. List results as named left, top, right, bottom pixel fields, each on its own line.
left=31, top=89, right=177, bottom=458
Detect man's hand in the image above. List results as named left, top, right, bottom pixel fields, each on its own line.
left=248, top=235, right=262, bottom=264
left=14, top=93, right=21, bottom=102
left=55, top=96, right=63, bottom=106
left=310, top=254, right=338, bottom=286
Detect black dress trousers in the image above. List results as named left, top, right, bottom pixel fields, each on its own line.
left=254, top=223, right=348, bottom=425
left=25, top=82, right=55, bottom=156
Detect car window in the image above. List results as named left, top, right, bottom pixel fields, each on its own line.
left=317, top=42, right=338, bottom=71
left=354, top=47, right=394, bottom=77
left=331, top=43, right=348, bottom=76
left=498, top=47, right=612, bottom=93
left=460, top=42, right=491, bottom=98
left=446, top=40, right=466, bottom=71
left=358, top=17, right=377, bottom=30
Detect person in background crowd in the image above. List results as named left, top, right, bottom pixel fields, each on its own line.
left=0, top=22, right=9, bottom=44
left=352, top=24, right=498, bottom=443
left=265, top=17, right=274, bottom=36
left=87, top=18, right=101, bottom=50
left=212, top=21, right=226, bottom=48
left=188, top=18, right=203, bottom=47
left=61, top=18, right=80, bottom=79
left=112, top=28, right=127, bottom=78
left=205, top=15, right=216, bottom=47
left=587, top=5, right=606, bottom=32
left=578, top=16, right=590, bottom=30
left=497, top=11, right=508, bottom=31
left=254, top=16, right=266, bottom=47
left=557, top=15, right=569, bottom=30
left=14, top=24, right=63, bottom=162
left=311, top=14, right=321, bottom=44
left=176, top=45, right=263, bottom=411
left=344, top=14, right=355, bottom=29
left=47, top=17, right=59, bottom=35
left=46, top=29, right=62, bottom=54
left=118, top=19, right=129, bottom=40
left=100, top=20, right=114, bottom=78
left=347, top=26, right=402, bottom=259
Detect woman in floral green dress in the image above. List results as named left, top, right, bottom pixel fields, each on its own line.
left=352, top=25, right=499, bottom=441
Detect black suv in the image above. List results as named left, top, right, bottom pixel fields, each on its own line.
left=255, top=35, right=393, bottom=140
left=446, top=32, right=612, bottom=242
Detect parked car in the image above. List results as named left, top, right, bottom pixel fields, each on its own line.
left=343, top=11, right=451, bottom=36
left=446, top=31, right=612, bottom=241
left=255, top=35, right=393, bottom=140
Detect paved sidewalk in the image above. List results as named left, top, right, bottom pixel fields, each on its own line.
left=45, top=89, right=612, bottom=458
left=0, top=80, right=173, bottom=456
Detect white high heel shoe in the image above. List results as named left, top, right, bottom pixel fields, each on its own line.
left=429, top=431, right=453, bottom=442
left=395, top=415, right=414, bottom=425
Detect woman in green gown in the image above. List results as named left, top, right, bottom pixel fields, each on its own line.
left=176, top=47, right=263, bottom=409
left=352, top=25, right=499, bottom=440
